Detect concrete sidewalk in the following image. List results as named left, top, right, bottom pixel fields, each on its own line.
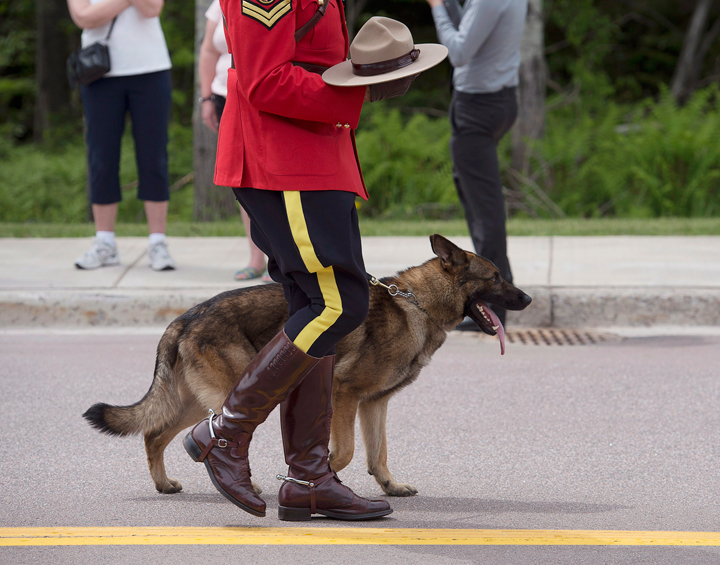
left=1, top=235, right=719, bottom=329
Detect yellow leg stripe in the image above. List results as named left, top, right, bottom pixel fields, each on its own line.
left=2, top=527, right=720, bottom=546
left=283, top=191, right=343, bottom=353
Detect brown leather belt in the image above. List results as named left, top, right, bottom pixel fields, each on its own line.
left=230, top=59, right=329, bottom=75
left=291, top=62, right=329, bottom=75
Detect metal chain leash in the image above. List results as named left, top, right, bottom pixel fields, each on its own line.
left=367, top=274, right=442, bottom=328
left=368, top=275, right=419, bottom=305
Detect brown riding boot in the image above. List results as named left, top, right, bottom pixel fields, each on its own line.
left=277, top=355, right=393, bottom=521
left=183, top=330, right=320, bottom=517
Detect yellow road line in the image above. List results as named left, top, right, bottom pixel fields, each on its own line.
left=1, top=528, right=720, bottom=546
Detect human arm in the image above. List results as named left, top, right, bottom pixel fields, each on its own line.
left=228, top=0, right=366, bottom=128
left=199, top=18, right=223, bottom=132
left=442, top=0, right=464, bottom=29
left=429, top=0, right=506, bottom=68
left=127, top=0, right=163, bottom=18
left=66, top=0, right=129, bottom=29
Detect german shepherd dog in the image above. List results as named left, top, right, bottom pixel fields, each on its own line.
left=84, top=235, right=531, bottom=497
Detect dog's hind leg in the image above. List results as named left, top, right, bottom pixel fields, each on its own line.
left=144, top=404, right=207, bottom=494
left=328, top=391, right=358, bottom=473
left=358, top=396, right=418, bottom=497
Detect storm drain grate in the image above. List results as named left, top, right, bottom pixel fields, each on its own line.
left=505, top=328, right=621, bottom=346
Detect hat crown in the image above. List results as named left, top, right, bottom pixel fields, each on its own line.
left=350, top=17, right=414, bottom=65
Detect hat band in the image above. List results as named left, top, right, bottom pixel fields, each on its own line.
left=352, top=48, right=420, bottom=77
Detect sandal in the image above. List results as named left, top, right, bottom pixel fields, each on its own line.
left=261, top=271, right=273, bottom=283
left=234, top=266, right=263, bottom=281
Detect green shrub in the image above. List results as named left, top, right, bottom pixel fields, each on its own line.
left=0, top=122, right=194, bottom=222
left=3, top=87, right=720, bottom=223
left=355, top=103, right=457, bottom=217
left=528, top=86, right=720, bottom=217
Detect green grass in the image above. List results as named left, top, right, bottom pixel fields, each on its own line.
left=1, top=217, right=720, bottom=238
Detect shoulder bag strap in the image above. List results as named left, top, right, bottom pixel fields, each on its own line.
left=104, top=17, right=117, bottom=41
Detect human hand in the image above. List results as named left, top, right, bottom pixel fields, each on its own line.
left=201, top=100, right=219, bottom=133
left=425, top=0, right=443, bottom=7
left=366, top=74, right=419, bottom=103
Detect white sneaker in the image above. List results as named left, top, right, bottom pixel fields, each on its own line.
left=74, top=239, right=120, bottom=270
left=148, top=241, right=176, bottom=271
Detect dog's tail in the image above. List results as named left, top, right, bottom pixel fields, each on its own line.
left=82, top=320, right=185, bottom=437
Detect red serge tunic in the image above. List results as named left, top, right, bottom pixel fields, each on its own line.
left=216, top=0, right=368, bottom=199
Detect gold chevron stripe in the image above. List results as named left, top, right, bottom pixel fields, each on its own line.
left=242, top=0, right=291, bottom=27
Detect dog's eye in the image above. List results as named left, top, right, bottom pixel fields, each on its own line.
left=492, top=274, right=499, bottom=283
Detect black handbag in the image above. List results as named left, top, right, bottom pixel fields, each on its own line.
left=66, top=17, right=116, bottom=88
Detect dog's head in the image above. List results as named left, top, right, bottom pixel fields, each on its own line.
left=430, top=234, right=531, bottom=353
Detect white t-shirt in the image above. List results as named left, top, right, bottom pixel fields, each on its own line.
left=205, top=0, right=231, bottom=97
left=81, top=2, right=171, bottom=78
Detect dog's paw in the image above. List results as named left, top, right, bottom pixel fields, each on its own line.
left=251, top=481, right=263, bottom=495
left=383, top=482, right=418, bottom=497
left=156, top=478, right=183, bottom=494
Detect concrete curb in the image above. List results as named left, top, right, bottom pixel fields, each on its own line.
left=3, top=286, right=719, bottom=329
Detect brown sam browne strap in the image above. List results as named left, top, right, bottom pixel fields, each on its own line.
left=224, top=0, right=328, bottom=69
left=294, top=0, right=329, bottom=42
left=352, top=48, right=420, bottom=77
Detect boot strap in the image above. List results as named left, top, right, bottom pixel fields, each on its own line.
left=199, top=436, right=242, bottom=461
left=277, top=471, right=335, bottom=514
left=198, top=410, right=242, bottom=461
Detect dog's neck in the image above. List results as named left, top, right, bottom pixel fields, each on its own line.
left=392, top=259, right=465, bottom=331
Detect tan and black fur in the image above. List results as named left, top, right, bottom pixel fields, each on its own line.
left=84, top=235, right=531, bottom=497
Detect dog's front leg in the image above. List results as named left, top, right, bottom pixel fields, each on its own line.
left=358, top=397, right=418, bottom=497
left=328, top=391, right=358, bottom=472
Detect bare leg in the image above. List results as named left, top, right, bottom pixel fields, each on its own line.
left=144, top=200, right=168, bottom=234
left=92, top=203, right=119, bottom=232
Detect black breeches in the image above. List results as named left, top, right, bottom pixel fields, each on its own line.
left=233, top=188, right=369, bottom=358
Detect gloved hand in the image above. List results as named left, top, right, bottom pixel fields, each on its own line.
left=366, top=74, right=419, bottom=103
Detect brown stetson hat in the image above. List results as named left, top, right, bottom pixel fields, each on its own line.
left=322, top=16, right=448, bottom=87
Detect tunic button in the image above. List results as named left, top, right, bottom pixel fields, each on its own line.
left=343, top=123, right=350, bottom=128
left=336, top=123, right=342, bottom=128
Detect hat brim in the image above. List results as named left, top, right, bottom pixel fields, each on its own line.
left=322, top=43, right=448, bottom=87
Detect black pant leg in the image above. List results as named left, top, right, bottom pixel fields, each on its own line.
left=449, top=89, right=517, bottom=286
left=233, top=188, right=368, bottom=358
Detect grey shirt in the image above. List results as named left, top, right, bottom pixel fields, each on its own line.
left=431, top=0, right=527, bottom=94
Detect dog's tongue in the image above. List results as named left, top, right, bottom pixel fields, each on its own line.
left=478, top=302, right=506, bottom=355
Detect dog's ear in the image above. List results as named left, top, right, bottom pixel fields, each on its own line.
left=430, top=234, right=468, bottom=269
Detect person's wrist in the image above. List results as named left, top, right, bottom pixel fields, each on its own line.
left=199, top=95, right=216, bottom=104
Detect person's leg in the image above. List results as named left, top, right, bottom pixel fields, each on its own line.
left=128, top=70, right=174, bottom=270
left=129, top=70, right=171, bottom=209
left=75, top=77, right=126, bottom=269
left=450, top=91, right=513, bottom=284
left=235, top=188, right=370, bottom=358
left=92, top=203, right=119, bottom=232
left=144, top=200, right=168, bottom=234
left=241, top=188, right=389, bottom=521
left=185, top=187, right=390, bottom=520
left=234, top=207, right=267, bottom=280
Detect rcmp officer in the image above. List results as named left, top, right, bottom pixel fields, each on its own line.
left=183, top=9, right=446, bottom=520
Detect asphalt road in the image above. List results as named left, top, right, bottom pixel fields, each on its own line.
left=1, top=330, right=719, bottom=564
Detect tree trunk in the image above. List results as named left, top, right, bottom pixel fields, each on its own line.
left=670, top=0, right=714, bottom=103
left=511, top=0, right=546, bottom=176
left=34, top=0, right=72, bottom=142
left=192, top=0, right=237, bottom=220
